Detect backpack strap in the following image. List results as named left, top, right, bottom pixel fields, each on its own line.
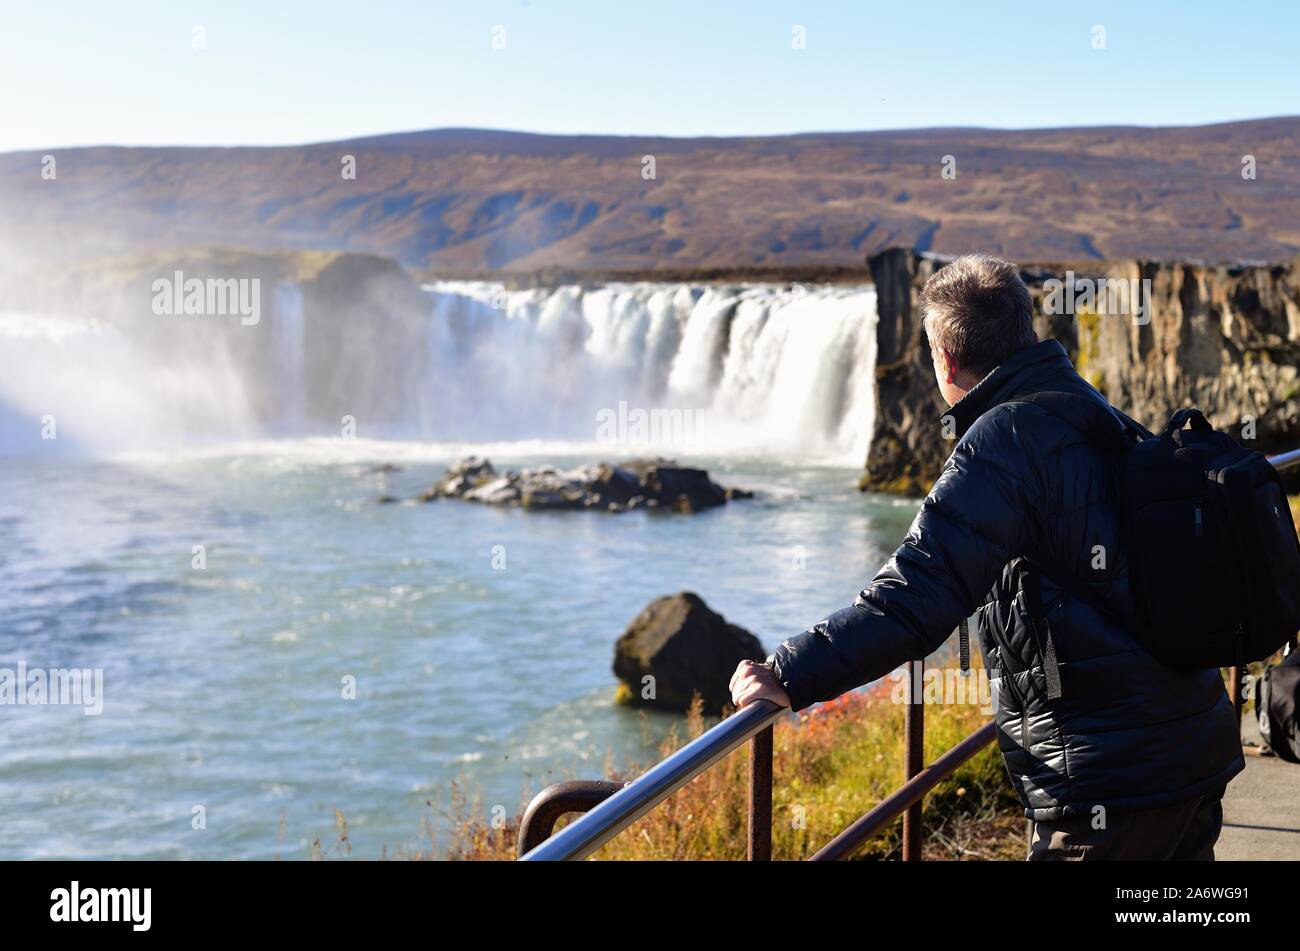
left=1012, top=390, right=1145, bottom=452
left=1010, top=390, right=1142, bottom=622
left=1004, top=391, right=1147, bottom=701
left=1018, top=559, right=1069, bottom=700
left=1114, top=406, right=1154, bottom=441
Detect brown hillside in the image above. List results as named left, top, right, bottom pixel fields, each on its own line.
left=2, top=118, right=1298, bottom=277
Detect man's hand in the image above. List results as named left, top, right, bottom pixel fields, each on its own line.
left=729, top=660, right=791, bottom=710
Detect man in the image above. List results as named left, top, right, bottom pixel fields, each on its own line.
left=730, top=254, right=1242, bottom=860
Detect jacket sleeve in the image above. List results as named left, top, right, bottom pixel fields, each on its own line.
left=769, top=410, right=1045, bottom=711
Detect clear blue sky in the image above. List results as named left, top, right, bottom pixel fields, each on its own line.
left=2, top=0, right=1296, bottom=151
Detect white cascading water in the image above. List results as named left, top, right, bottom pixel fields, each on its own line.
left=0, top=281, right=878, bottom=462
left=422, top=282, right=878, bottom=463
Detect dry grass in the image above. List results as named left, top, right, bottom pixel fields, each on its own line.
left=409, top=670, right=1022, bottom=862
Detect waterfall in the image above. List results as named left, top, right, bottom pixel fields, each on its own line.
left=0, top=281, right=878, bottom=462
left=420, top=281, right=878, bottom=462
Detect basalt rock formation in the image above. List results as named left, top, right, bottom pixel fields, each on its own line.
left=860, top=249, right=1300, bottom=494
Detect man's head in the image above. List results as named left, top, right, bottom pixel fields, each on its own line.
left=919, top=253, right=1037, bottom=406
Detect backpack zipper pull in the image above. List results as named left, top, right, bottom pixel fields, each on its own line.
left=959, top=617, right=971, bottom=676
left=1042, top=623, right=1063, bottom=700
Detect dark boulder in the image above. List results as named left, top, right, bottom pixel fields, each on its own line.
left=589, top=462, right=642, bottom=505
left=612, top=592, right=766, bottom=715
left=623, top=459, right=726, bottom=512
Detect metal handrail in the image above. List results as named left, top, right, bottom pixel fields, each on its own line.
left=1272, top=447, right=1300, bottom=471
left=516, top=780, right=624, bottom=856
left=518, top=443, right=1300, bottom=862
left=519, top=699, right=786, bottom=860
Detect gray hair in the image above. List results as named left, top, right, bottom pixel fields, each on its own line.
left=919, top=254, right=1035, bottom=376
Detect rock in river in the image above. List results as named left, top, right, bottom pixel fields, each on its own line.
left=612, top=592, right=766, bottom=715
left=415, top=456, right=751, bottom=513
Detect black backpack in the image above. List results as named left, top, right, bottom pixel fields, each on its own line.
left=1257, top=648, right=1300, bottom=763
left=1017, top=393, right=1300, bottom=671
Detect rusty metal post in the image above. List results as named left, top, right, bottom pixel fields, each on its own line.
left=748, top=725, right=773, bottom=860
left=811, top=721, right=995, bottom=861
left=902, top=658, right=924, bottom=861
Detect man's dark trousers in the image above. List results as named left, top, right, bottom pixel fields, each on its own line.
left=1028, top=787, right=1225, bottom=860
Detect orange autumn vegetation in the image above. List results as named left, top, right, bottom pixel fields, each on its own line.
left=410, top=664, right=1024, bottom=861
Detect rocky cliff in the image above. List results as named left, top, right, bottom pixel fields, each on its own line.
left=860, top=249, right=1300, bottom=494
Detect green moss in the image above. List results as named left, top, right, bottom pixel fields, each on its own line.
left=1073, top=308, right=1103, bottom=384
left=859, top=471, right=928, bottom=496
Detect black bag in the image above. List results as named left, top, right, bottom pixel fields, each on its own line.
left=1018, top=394, right=1300, bottom=671
left=1258, top=649, right=1300, bottom=763
left=1123, top=408, right=1300, bottom=668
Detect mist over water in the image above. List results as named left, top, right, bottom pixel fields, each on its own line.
left=0, top=311, right=261, bottom=455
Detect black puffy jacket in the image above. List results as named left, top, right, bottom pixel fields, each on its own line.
left=771, top=339, right=1243, bottom=820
